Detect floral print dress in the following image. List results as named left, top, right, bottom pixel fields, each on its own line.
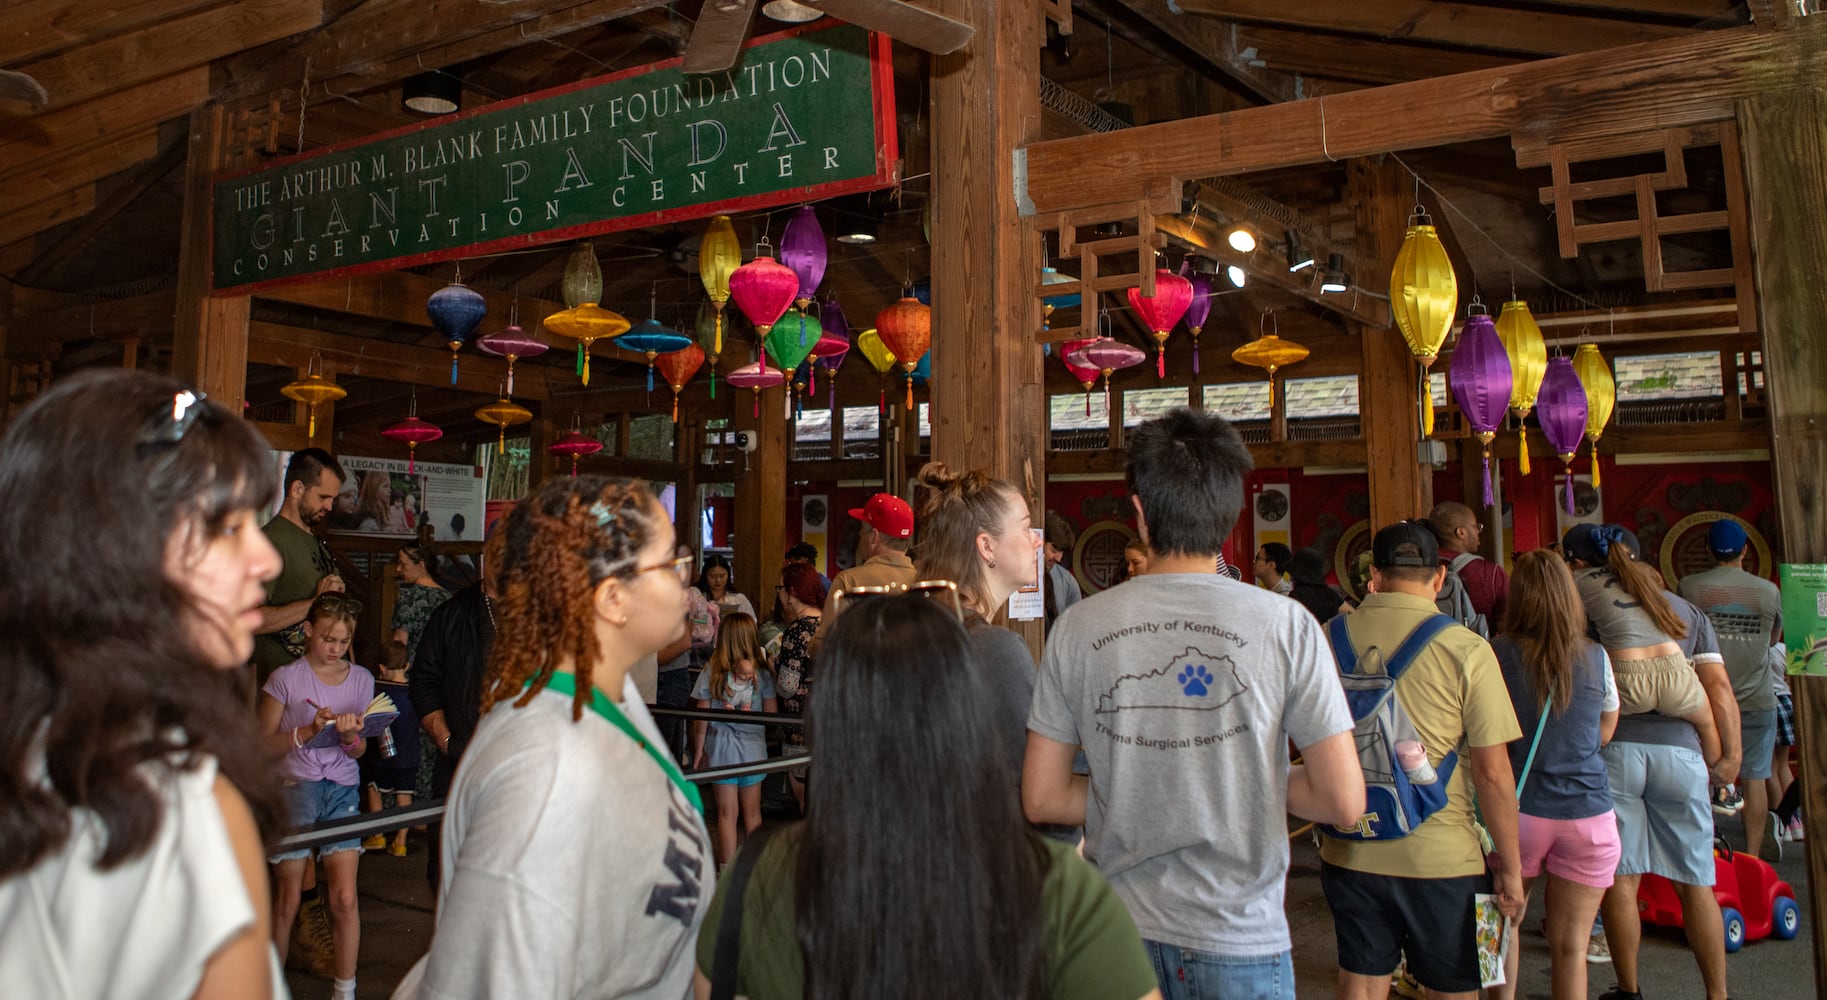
left=775, top=615, right=820, bottom=752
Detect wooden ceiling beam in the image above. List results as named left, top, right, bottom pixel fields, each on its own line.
left=9, top=289, right=176, bottom=347
left=0, top=0, right=231, bottom=67
left=0, top=68, right=208, bottom=180
left=1174, top=0, right=1685, bottom=57
left=1232, top=26, right=1518, bottom=86
left=15, top=134, right=187, bottom=287
left=8, top=129, right=159, bottom=210
left=1019, top=19, right=1826, bottom=215
left=0, top=186, right=94, bottom=249
left=15, top=0, right=325, bottom=116
left=1097, top=0, right=1320, bottom=104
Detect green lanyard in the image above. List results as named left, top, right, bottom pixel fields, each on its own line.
left=533, top=673, right=703, bottom=814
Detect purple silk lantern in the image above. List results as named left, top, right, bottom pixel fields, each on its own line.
left=1067, top=336, right=1147, bottom=410
left=1448, top=310, right=1513, bottom=508
left=1183, top=266, right=1213, bottom=376
left=813, top=300, right=851, bottom=410
left=780, top=206, right=828, bottom=318
left=477, top=325, right=549, bottom=396
left=1535, top=356, right=1589, bottom=515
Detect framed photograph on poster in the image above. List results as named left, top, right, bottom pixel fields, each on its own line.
left=1554, top=475, right=1603, bottom=540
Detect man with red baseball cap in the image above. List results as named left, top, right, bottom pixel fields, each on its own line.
left=812, top=492, right=918, bottom=652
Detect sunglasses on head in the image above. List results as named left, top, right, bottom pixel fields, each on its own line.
left=830, top=579, right=965, bottom=621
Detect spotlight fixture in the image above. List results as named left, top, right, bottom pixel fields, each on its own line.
left=1189, top=256, right=1221, bottom=277
left=402, top=71, right=462, bottom=115
left=762, top=0, right=824, bottom=22
left=1227, top=227, right=1256, bottom=253
left=1319, top=253, right=1351, bottom=293
left=1285, top=230, right=1315, bottom=272
left=833, top=197, right=879, bottom=245
left=1227, top=265, right=1247, bottom=288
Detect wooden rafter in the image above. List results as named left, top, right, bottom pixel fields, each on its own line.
left=1231, top=25, right=1518, bottom=86
left=0, top=68, right=208, bottom=179
left=1174, top=0, right=1687, bottom=57
left=0, top=0, right=232, bottom=67
left=1099, top=0, right=1320, bottom=104
left=15, top=134, right=187, bottom=287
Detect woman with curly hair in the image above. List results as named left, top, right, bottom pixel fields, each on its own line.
left=395, top=476, right=714, bottom=998
left=0, top=370, right=286, bottom=999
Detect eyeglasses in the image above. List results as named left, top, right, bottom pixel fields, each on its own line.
left=634, top=554, right=694, bottom=585
left=831, top=579, right=964, bottom=621
left=312, top=593, right=364, bottom=616
left=138, top=389, right=207, bottom=451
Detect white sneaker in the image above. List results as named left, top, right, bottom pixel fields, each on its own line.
left=1587, top=933, right=1612, bottom=964
left=1789, top=815, right=1806, bottom=842
left=1760, top=810, right=1784, bottom=862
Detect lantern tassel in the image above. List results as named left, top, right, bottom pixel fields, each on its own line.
left=904, top=374, right=913, bottom=411
left=1156, top=346, right=1166, bottom=379
left=715, top=311, right=724, bottom=359
left=506, top=360, right=516, bottom=397
left=1482, top=449, right=1495, bottom=509
left=1518, top=429, right=1531, bottom=475
left=752, top=391, right=761, bottom=420
left=1192, top=336, right=1201, bottom=375
left=646, top=365, right=654, bottom=394
left=1268, top=377, right=1276, bottom=408
left=798, top=311, right=807, bottom=347
left=1591, top=443, right=1602, bottom=488
left=307, top=409, right=317, bottom=439
left=1084, top=390, right=1091, bottom=417
left=450, top=354, right=458, bottom=385
left=809, top=367, right=818, bottom=396
left=1564, top=468, right=1576, bottom=515
left=407, top=446, right=416, bottom=476
left=709, top=366, right=718, bottom=400
left=581, top=347, right=591, bottom=387
left=1422, top=385, right=1435, bottom=436
left=671, top=392, right=680, bottom=423
left=498, top=427, right=507, bottom=455
left=575, top=343, right=584, bottom=376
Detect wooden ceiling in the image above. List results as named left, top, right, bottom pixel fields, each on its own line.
left=0, top=0, right=1759, bottom=442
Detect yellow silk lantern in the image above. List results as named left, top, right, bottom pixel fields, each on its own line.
left=475, top=396, right=532, bottom=454
left=1572, top=343, right=1616, bottom=488
left=543, top=304, right=630, bottom=386
left=856, top=328, right=898, bottom=414
left=699, top=215, right=742, bottom=358
left=1389, top=211, right=1458, bottom=435
left=1231, top=335, right=1309, bottom=407
left=1495, top=298, right=1547, bottom=475
left=280, top=361, right=346, bottom=441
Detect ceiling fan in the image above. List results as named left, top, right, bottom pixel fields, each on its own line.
left=682, top=0, right=973, bottom=75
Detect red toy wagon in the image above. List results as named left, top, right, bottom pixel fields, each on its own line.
left=1637, top=843, right=1800, bottom=952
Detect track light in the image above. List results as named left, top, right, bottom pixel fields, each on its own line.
left=1227, top=227, right=1256, bottom=253
left=402, top=71, right=462, bottom=115
left=1285, top=229, right=1315, bottom=272
left=833, top=196, right=879, bottom=245
left=1319, top=253, right=1350, bottom=293
left=762, top=0, right=824, bottom=22
left=1227, top=265, right=1247, bottom=288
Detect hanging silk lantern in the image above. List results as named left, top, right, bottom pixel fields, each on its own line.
left=1535, top=357, right=1589, bottom=515
left=1572, top=343, right=1616, bottom=489
left=813, top=300, right=852, bottom=411
left=655, top=343, right=706, bottom=423
left=280, top=357, right=345, bottom=441
left=699, top=216, right=741, bottom=359
left=1495, top=298, right=1547, bottom=475
left=764, top=310, right=820, bottom=381
left=856, top=328, right=897, bottom=415
left=779, top=206, right=828, bottom=312
left=618, top=316, right=693, bottom=394
left=1448, top=307, right=1514, bottom=508
left=476, top=324, right=548, bottom=397
left=1040, top=267, right=1081, bottom=321
left=1389, top=209, right=1458, bottom=435
left=1230, top=311, right=1307, bottom=407
left=1067, top=337, right=1147, bottom=411
left=695, top=300, right=723, bottom=399
left=1183, top=268, right=1213, bottom=376
left=1061, top=337, right=1101, bottom=415
left=729, top=239, right=799, bottom=367
left=475, top=395, right=532, bottom=455
left=548, top=427, right=604, bottom=478
left=427, top=279, right=488, bottom=385
left=380, top=389, right=442, bottom=475
left=561, top=243, right=603, bottom=308
left=1125, top=268, right=1194, bottom=378
left=875, top=295, right=932, bottom=411
left=727, top=362, right=787, bottom=419
left=543, top=304, right=629, bottom=386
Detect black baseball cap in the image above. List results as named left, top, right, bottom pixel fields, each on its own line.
left=1372, top=520, right=1439, bottom=569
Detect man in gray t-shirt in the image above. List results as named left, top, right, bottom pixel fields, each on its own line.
left=1024, top=407, right=1360, bottom=997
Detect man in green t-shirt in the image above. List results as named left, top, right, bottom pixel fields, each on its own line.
left=252, top=447, right=347, bottom=680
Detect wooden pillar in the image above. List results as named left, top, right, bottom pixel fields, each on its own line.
left=1741, top=87, right=1827, bottom=985
left=172, top=104, right=249, bottom=410
left=1351, top=157, right=1430, bottom=527
left=732, top=389, right=787, bottom=605
left=930, top=0, right=1046, bottom=645
left=678, top=418, right=703, bottom=550
left=527, top=415, right=558, bottom=489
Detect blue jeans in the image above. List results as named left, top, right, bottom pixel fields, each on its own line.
left=268, top=778, right=361, bottom=863
left=1144, top=941, right=1294, bottom=1000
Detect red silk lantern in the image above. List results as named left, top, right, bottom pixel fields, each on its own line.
left=656, top=343, right=706, bottom=423
left=1126, top=268, right=1194, bottom=378
left=548, top=429, right=604, bottom=477
left=381, top=391, right=442, bottom=475
left=874, top=295, right=932, bottom=411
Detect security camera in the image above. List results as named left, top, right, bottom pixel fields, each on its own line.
left=733, top=430, right=759, bottom=453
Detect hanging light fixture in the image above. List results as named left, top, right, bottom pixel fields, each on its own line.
left=1182, top=266, right=1213, bottom=376
left=476, top=316, right=548, bottom=397
left=762, top=0, right=824, bottom=21
left=280, top=354, right=345, bottom=442
left=1535, top=357, right=1589, bottom=515
left=833, top=195, right=878, bottom=245
left=381, top=389, right=443, bottom=475
left=856, top=328, right=898, bottom=415
left=1448, top=303, right=1514, bottom=508
left=402, top=70, right=461, bottom=115
left=427, top=269, right=488, bottom=385
left=1226, top=265, right=1247, bottom=289
left=655, top=343, right=707, bottom=423
left=779, top=205, right=828, bottom=314
left=1495, top=297, right=1547, bottom=475
left=1286, top=229, right=1315, bottom=272
left=698, top=215, right=742, bottom=361
left=1572, top=343, right=1616, bottom=489
left=726, top=362, right=787, bottom=419
left=1389, top=206, right=1458, bottom=435
left=547, top=417, right=604, bottom=478
left=875, top=293, right=932, bottom=411
left=544, top=244, right=629, bottom=386
left=729, top=237, right=800, bottom=369
left=1226, top=226, right=1257, bottom=253
left=1231, top=309, right=1308, bottom=407
left=1126, top=267, right=1194, bottom=378
left=1061, top=336, right=1102, bottom=415
left=475, top=392, right=533, bottom=455
left=1066, top=333, right=1147, bottom=411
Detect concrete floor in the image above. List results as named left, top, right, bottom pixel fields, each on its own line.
left=287, top=802, right=1819, bottom=1000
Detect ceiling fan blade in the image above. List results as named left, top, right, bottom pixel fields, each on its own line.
left=807, top=0, right=974, bottom=54
left=683, top=0, right=760, bottom=75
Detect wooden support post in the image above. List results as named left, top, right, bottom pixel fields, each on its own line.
left=1741, top=87, right=1827, bottom=987
left=528, top=416, right=558, bottom=488
left=732, top=390, right=787, bottom=607
left=930, top=0, right=1046, bottom=646
left=172, top=104, right=250, bottom=410
left=678, top=419, right=702, bottom=549
left=1352, top=156, right=1430, bottom=527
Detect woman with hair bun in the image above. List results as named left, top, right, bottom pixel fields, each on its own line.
left=395, top=476, right=713, bottom=999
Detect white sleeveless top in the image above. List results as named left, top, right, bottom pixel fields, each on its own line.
left=0, top=753, right=289, bottom=999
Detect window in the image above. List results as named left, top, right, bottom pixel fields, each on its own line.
left=1429, top=372, right=1448, bottom=408
left=795, top=409, right=832, bottom=442
left=842, top=405, right=883, bottom=459
left=1615, top=351, right=1723, bottom=401
left=1200, top=382, right=1270, bottom=422
left=918, top=401, right=931, bottom=439
left=1051, top=390, right=1109, bottom=430
left=1123, top=386, right=1188, bottom=427
left=626, top=415, right=675, bottom=461
left=1284, top=376, right=1360, bottom=419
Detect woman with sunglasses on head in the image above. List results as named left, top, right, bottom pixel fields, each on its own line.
left=693, top=592, right=1160, bottom=1000
left=0, top=370, right=287, bottom=999
left=394, top=476, right=713, bottom=1000
left=772, top=562, right=828, bottom=813
left=911, top=461, right=1044, bottom=775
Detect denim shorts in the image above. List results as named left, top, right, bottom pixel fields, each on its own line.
left=1144, top=941, right=1293, bottom=1000
left=1604, top=741, right=1714, bottom=886
left=1740, top=708, right=1778, bottom=780
left=268, top=778, right=362, bottom=863
left=713, top=773, right=766, bottom=787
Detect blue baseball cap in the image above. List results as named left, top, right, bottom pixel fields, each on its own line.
left=1708, top=519, right=1748, bottom=557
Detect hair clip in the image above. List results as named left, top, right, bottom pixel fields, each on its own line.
left=589, top=501, right=617, bottom=528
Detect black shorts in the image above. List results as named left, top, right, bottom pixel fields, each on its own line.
left=366, top=765, right=418, bottom=795
left=1320, top=861, right=1488, bottom=994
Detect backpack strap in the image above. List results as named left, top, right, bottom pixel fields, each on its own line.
left=1327, top=613, right=1455, bottom=680
left=1327, top=614, right=1358, bottom=673
left=710, top=822, right=785, bottom=1000
left=1448, top=551, right=1479, bottom=574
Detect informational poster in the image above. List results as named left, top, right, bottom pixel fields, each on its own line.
left=801, top=494, right=829, bottom=570
left=1780, top=564, right=1827, bottom=676
left=1008, top=528, right=1046, bottom=621
left=1253, top=483, right=1292, bottom=552
left=1554, top=474, right=1603, bottom=541
left=273, top=451, right=487, bottom=541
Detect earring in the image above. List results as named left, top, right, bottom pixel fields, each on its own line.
left=986, top=559, right=997, bottom=569
left=615, top=616, right=629, bottom=627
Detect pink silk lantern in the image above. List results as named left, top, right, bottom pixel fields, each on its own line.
left=1535, top=356, right=1589, bottom=515
left=548, top=429, right=604, bottom=477
left=381, top=416, right=442, bottom=475
left=1126, top=268, right=1194, bottom=378
left=1061, top=337, right=1101, bottom=415
left=727, top=361, right=787, bottom=419
left=728, top=241, right=800, bottom=365
left=1067, top=337, right=1147, bottom=411
left=476, top=325, right=548, bottom=396
left=780, top=206, right=828, bottom=314
left=1447, top=310, right=1513, bottom=508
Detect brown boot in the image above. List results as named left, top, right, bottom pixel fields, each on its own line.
left=286, top=893, right=337, bottom=978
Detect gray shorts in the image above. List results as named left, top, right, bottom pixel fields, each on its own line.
left=1739, top=708, right=1778, bottom=781
left=1603, top=742, right=1715, bottom=886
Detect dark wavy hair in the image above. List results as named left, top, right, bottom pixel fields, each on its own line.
left=796, top=593, right=1050, bottom=999
left=480, top=476, right=665, bottom=721
left=0, top=370, right=282, bottom=877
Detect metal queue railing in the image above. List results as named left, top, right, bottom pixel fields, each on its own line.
left=271, top=705, right=804, bottom=854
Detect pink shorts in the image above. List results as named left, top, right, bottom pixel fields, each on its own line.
left=1517, top=811, right=1621, bottom=888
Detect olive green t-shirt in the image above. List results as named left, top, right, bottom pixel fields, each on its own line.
left=252, top=515, right=334, bottom=675
left=694, top=830, right=1157, bottom=1000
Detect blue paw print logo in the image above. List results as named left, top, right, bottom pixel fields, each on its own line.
left=1178, top=664, right=1213, bottom=697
